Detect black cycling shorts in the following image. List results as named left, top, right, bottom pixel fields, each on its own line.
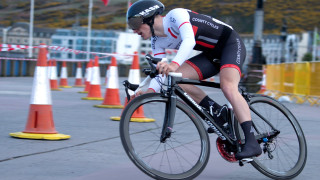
left=185, top=30, right=246, bottom=80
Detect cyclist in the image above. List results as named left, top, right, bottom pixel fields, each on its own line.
left=126, top=0, right=262, bottom=160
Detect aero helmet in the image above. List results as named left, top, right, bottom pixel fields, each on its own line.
left=126, top=0, right=165, bottom=33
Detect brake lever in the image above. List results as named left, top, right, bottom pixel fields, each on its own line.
left=123, top=80, right=131, bottom=102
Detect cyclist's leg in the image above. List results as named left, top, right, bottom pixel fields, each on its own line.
left=175, top=62, right=206, bottom=103
left=176, top=53, right=219, bottom=104
left=178, top=53, right=228, bottom=127
left=219, top=31, right=261, bottom=160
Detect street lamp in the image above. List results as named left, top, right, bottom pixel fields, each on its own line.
left=280, top=19, right=287, bottom=63
left=252, top=0, right=264, bottom=64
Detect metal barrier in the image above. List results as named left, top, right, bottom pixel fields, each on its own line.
left=266, top=62, right=320, bottom=106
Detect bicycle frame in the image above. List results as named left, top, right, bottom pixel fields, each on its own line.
left=160, top=74, right=238, bottom=146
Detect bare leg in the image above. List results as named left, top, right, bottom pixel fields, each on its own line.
left=220, top=67, right=262, bottom=159
left=219, top=67, right=250, bottom=124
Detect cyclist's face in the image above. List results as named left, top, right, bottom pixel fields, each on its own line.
left=133, top=24, right=151, bottom=40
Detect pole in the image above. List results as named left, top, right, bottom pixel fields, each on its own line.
left=280, top=19, right=287, bottom=63
left=28, top=0, right=34, bottom=58
left=86, top=0, right=93, bottom=61
left=252, top=0, right=264, bottom=64
left=126, top=0, right=131, bottom=32
left=312, top=27, right=318, bottom=61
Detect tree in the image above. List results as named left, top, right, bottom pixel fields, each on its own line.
left=302, top=53, right=312, bottom=61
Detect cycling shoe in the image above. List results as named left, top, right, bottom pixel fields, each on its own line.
left=235, top=142, right=262, bottom=160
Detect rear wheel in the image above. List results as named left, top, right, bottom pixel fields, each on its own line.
left=235, top=95, right=307, bottom=179
left=120, top=93, right=210, bottom=180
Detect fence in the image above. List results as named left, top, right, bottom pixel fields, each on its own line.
left=266, top=62, right=320, bottom=106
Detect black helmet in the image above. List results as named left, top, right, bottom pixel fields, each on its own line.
left=127, top=0, right=165, bottom=30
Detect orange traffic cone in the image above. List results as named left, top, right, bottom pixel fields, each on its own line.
left=78, top=59, right=92, bottom=93
left=59, top=61, right=72, bottom=88
left=110, top=53, right=155, bottom=122
left=82, top=56, right=104, bottom=100
left=257, top=66, right=267, bottom=94
left=104, top=64, right=110, bottom=86
left=207, top=77, right=215, bottom=82
left=10, top=44, right=70, bottom=140
left=49, top=60, right=62, bottom=91
left=95, top=56, right=123, bottom=108
left=74, top=62, right=85, bottom=87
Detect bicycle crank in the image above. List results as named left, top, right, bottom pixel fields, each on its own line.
left=216, top=138, right=237, bottom=162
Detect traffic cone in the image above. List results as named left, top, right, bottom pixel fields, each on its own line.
left=110, top=52, right=155, bottom=122
left=59, top=61, right=72, bottom=88
left=48, top=59, right=52, bottom=78
left=82, top=56, right=104, bottom=100
left=95, top=56, right=123, bottom=108
left=10, top=44, right=70, bottom=140
left=104, top=64, right=110, bottom=86
left=74, top=62, right=85, bottom=87
left=257, top=66, right=267, bottom=94
left=207, top=77, right=215, bottom=82
left=78, top=59, right=92, bottom=93
left=49, top=59, right=62, bottom=91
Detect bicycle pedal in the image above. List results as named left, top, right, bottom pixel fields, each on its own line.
left=239, top=158, right=253, bottom=166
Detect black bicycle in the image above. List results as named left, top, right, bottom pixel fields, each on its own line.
left=119, top=55, right=307, bottom=180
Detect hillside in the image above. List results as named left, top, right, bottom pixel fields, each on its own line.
left=0, top=0, right=319, bottom=34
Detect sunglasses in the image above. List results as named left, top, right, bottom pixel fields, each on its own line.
left=128, top=17, right=144, bottom=30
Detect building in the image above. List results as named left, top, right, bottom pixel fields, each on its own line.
left=50, top=27, right=119, bottom=64
left=3, top=22, right=55, bottom=58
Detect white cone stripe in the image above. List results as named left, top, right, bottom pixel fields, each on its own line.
left=128, top=69, right=141, bottom=84
left=107, top=66, right=119, bottom=89
left=85, top=68, right=88, bottom=79
left=91, top=66, right=101, bottom=85
left=75, top=68, right=82, bottom=79
left=31, top=67, right=52, bottom=105
left=128, top=69, right=140, bottom=95
left=86, top=67, right=92, bottom=82
left=262, top=74, right=266, bottom=85
left=105, top=69, right=110, bottom=88
left=50, top=66, right=58, bottom=80
left=60, top=67, right=68, bottom=78
left=47, top=65, right=51, bottom=77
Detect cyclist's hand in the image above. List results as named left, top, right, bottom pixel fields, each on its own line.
left=157, top=62, right=179, bottom=76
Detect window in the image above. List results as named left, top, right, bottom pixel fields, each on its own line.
left=52, top=39, right=62, bottom=44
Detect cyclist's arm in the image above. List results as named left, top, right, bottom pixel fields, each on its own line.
left=169, top=8, right=196, bottom=66
left=146, top=45, right=167, bottom=93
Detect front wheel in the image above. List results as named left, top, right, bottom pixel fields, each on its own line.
left=235, top=95, right=307, bottom=179
left=120, top=93, right=210, bottom=180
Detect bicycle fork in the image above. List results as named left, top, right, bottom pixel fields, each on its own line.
left=160, top=94, right=177, bottom=143
left=160, top=77, right=177, bottom=143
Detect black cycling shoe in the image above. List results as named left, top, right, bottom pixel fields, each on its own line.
left=235, top=142, right=262, bottom=160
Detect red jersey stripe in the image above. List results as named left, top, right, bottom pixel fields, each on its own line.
left=154, top=52, right=166, bottom=56
left=168, top=28, right=177, bottom=39
left=196, top=41, right=215, bottom=49
left=179, top=22, right=190, bottom=29
left=192, top=25, right=198, bottom=36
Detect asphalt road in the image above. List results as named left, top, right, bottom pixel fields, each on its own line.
left=0, top=77, right=319, bottom=180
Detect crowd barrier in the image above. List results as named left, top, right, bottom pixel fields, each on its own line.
left=266, top=62, right=320, bottom=106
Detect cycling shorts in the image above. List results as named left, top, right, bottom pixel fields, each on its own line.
left=185, top=30, right=246, bottom=80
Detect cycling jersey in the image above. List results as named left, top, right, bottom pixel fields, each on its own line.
left=148, top=8, right=246, bottom=92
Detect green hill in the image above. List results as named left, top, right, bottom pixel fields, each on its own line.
left=0, top=0, right=319, bottom=34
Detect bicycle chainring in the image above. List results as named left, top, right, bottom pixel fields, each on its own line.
left=216, top=137, right=237, bottom=162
